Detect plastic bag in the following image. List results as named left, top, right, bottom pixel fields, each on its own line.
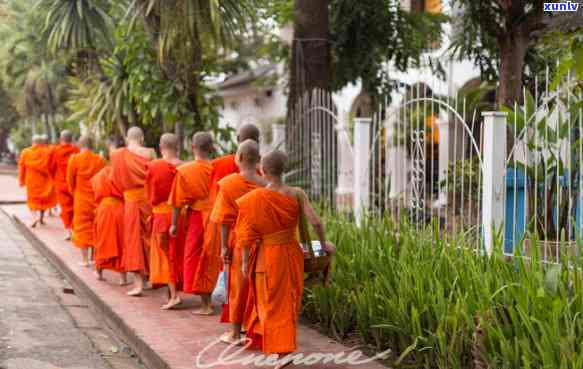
left=211, top=271, right=227, bottom=304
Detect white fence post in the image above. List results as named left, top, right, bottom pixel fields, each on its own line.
left=434, top=111, right=450, bottom=207
left=271, top=123, right=286, bottom=152
left=353, top=118, right=371, bottom=226
left=482, top=112, right=507, bottom=255
left=335, top=110, right=354, bottom=213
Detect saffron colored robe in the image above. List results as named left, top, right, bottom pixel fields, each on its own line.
left=49, top=143, right=80, bottom=229
left=145, top=159, right=185, bottom=286
left=47, top=145, right=58, bottom=209
left=91, top=166, right=124, bottom=272
left=18, top=144, right=55, bottom=211
left=192, top=154, right=239, bottom=295
left=210, top=173, right=257, bottom=324
left=67, top=151, right=106, bottom=248
left=169, top=160, right=212, bottom=294
left=110, top=148, right=153, bottom=274
left=236, top=188, right=304, bottom=355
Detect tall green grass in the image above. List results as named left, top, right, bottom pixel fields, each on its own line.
left=302, top=215, right=583, bottom=368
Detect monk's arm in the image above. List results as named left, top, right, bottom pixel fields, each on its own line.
left=220, top=224, right=231, bottom=264
left=169, top=207, right=180, bottom=237
left=300, top=190, right=326, bottom=244
left=18, top=155, right=26, bottom=187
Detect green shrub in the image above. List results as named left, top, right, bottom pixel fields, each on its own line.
left=303, top=215, right=583, bottom=368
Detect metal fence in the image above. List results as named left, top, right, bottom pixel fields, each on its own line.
left=286, top=71, right=583, bottom=264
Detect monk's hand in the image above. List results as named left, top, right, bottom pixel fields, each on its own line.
left=169, top=225, right=177, bottom=237
left=221, top=248, right=232, bottom=265
left=323, top=241, right=336, bottom=256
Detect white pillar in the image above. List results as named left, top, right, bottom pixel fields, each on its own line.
left=434, top=111, right=450, bottom=207
left=482, top=112, right=507, bottom=255
left=335, top=111, right=354, bottom=212
left=353, top=118, right=371, bottom=226
left=271, top=123, right=286, bottom=152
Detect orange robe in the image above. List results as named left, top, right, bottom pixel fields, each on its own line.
left=145, top=159, right=185, bottom=286
left=18, top=144, right=55, bottom=211
left=110, top=148, right=153, bottom=274
left=236, top=188, right=304, bottom=355
left=47, top=145, right=58, bottom=209
left=210, top=173, right=257, bottom=324
left=49, top=143, right=80, bottom=229
left=91, top=166, right=125, bottom=272
left=192, top=154, right=239, bottom=295
left=169, top=160, right=212, bottom=294
left=67, top=151, right=106, bottom=248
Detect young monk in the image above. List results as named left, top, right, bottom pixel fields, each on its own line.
left=110, top=127, right=156, bottom=296
left=169, top=132, right=214, bottom=313
left=66, top=136, right=106, bottom=266
left=49, top=130, right=80, bottom=240
left=92, top=138, right=127, bottom=284
left=18, top=135, right=55, bottom=227
left=237, top=150, right=335, bottom=365
left=145, top=133, right=185, bottom=310
left=192, top=124, right=261, bottom=315
left=211, top=139, right=266, bottom=344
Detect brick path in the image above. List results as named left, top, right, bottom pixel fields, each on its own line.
left=2, top=174, right=388, bottom=369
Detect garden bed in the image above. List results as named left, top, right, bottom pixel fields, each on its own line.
left=302, top=215, right=583, bottom=368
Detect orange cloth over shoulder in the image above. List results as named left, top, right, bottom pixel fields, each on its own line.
left=49, top=143, right=80, bottom=229
left=211, top=173, right=258, bottom=324
left=109, top=147, right=153, bottom=274
left=47, top=145, right=58, bottom=208
left=67, top=150, right=106, bottom=248
left=91, top=166, right=124, bottom=272
left=169, top=160, right=212, bottom=294
left=19, top=144, right=55, bottom=211
left=236, top=188, right=304, bottom=355
left=146, top=159, right=185, bottom=286
left=192, top=154, right=239, bottom=295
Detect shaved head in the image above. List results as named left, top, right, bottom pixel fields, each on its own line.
left=236, top=124, right=260, bottom=143
left=32, top=135, right=43, bottom=144
left=127, top=126, right=144, bottom=144
left=39, top=134, right=48, bottom=144
left=78, top=135, right=93, bottom=150
left=192, top=132, right=214, bottom=154
left=160, top=133, right=178, bottom=152
left=237, top=139, right=260, bottom=166
left=261, top=150, right=287, bottom=177
left=60, top=130, right=73, bottom=143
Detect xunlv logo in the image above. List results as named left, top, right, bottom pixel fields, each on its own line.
left=544, top=2, right=580, bottom=11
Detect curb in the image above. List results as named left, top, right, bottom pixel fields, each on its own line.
left=9, top=214, right=170, bottom=369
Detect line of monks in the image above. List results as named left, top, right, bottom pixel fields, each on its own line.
left=18, top=124, right=335, bottom=366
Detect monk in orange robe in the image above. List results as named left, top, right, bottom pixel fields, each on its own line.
left=211, top=140, right=266, bottom=344
left=237, top=150, right=334, bottom=363
left=110, top=126, right=156, bottom=296
left=192, top=124, right=261, bottom=315
left=49, top=130, right=80, bottom=240
left=67, top=136, right=106, bottom=266
left=145, top=133, right=185, bottom=310
left=18, top=135, right=54, bottom=227
left=169, top=132, right=214, bottom=312
left=92, top=138, right=127, bottom=284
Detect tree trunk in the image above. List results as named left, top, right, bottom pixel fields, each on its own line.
left=175, top=121, right=184, bottom=158
left=497, top=28, right=529, bottom=109
left=287, top=0, right=330, bottom=118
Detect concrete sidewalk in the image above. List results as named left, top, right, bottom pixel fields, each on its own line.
left=3, top=200, right=388, bottom=369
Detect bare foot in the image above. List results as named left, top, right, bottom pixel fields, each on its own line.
left=64, top=231, right=72, bottom=241
left=127, top=287, right=143, bottom=297
left=275, top=355, right=293, bottom=369
left=30, top=220, right=39, bottom=228
left=161, top=297, right=182, bottom=310
left=219, top=332, right=244, bottom=346
left=94, top=270, right=105, bottom=281
left=119, top=276, right=130, bottom=286
left=143, top=281, right=153, bottom=291
left=192, top=306, right=214, bottom=316
left=79, top=262, right=89, bottom=267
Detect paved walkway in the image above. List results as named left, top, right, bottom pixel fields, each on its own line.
left=0, top=207, right=143, bottom=369
left=2, top=175, right=388, bottom=369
